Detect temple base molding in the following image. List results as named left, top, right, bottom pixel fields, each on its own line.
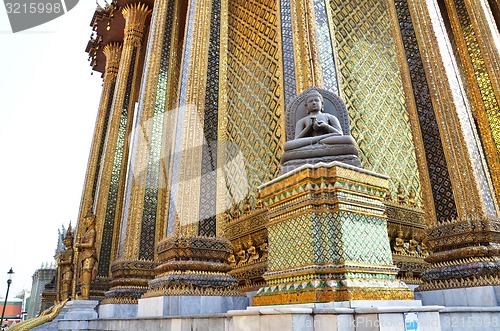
left=100, top=259, right=156, bottom=305
left=415, top=286, right=500, bottom=331
left=123, top=235, right=249, bottom=317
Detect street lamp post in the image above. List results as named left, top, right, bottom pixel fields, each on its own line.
left=0, top=268, right=14, bottom=330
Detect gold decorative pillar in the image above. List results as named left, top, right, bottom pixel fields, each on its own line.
left=92, top=2, right=151, bottom=303
left=102, top=0, right=182, bottom=305
left=407, top=0, right=500, bottom=291
left=410, top=0, right=498, bottom=218
left=77, top=42, right=122, bottom=223
left=156, top=0, right=184, bottom=240
left=166, top=0, right=213, bottom=237
left=386, top=0, right=439, bottom=225
left=442, top=0, right=500, bottom=204
left=143, top=0, right=243, bottom=301
left=74, top=42, right=122, bottom=297
left=164, top=0, right=220, bottom=236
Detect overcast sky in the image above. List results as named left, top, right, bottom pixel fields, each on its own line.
left=0, top=2, right=103, bottom=297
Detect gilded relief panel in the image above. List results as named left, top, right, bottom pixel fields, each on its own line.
left=328, top=0, right=422, bottom=205
left=223, top=0, right=284, bottom=209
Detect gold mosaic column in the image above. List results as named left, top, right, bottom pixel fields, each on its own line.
left=74, top=42, right=122, bottom=298
left=279, top=0, right=340, bottom=96
left=409, top=0, right=498, bottom=218
left=102, top=0, right=182, bottom=305
left=407, top=0, right=500, bottom=290
left=152, top=0, right=183, bottom=250
left=442, top=0, right=500, bottom=204
left=93, top=3, right=152, bottom=303
left=166, top=0, right=213, bottom=237
left=385, top=2, right=438, bottom=225
left=145, top=0, right=241, bottom=299
left=389, top=0, right=460, bottom=224
left=77, top=43, right=122, bottom=223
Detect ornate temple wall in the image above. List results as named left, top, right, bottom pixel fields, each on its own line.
left=78, top=0, right=500, bottom=300
left=218, top=0, right=424, bottom=212
left=326, top=0, right=422, bottom=206
left=217, top=0, right=285, bottom=223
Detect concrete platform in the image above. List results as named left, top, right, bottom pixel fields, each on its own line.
left=43, top=291, right=500, bottom=330
left=230, top=301, right=443, bottom=331
left=138, top=295, right=249, bottom=317
left=55, top=300, right=444, bottom=330
left=98, top=303, right=137, bottom=318
left=416, top=286, right=500, bottom=331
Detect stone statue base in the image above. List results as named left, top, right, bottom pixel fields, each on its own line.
left=252, top=162, right=412, bottom=306
left=63, top=300, right=98, bottom=320
left=281, top=153, right=361, bottom=173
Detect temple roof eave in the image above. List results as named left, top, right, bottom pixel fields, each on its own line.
left=86, top=0, right=155, bottom=74
left=86, top=2, right=125, bottom=74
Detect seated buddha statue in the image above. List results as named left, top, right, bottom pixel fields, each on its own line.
left=393, top=229, right=406, bottom=254
left=281, top=88, right=361, bottom=173
left=408, top=236, right=419, bottom=256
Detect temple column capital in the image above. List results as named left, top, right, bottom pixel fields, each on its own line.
left=122, top=3, right=152, bottom=47
left=103, top=42, right=123, bottom=82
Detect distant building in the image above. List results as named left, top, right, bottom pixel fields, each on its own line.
left=26, top=264, right=56, bottom=319
left=40, top=275, right=57, bottom=313
left=0, top=298, right=22, bottom=328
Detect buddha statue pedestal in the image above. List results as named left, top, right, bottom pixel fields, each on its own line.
left=252, top=162, right=412, bottom=305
